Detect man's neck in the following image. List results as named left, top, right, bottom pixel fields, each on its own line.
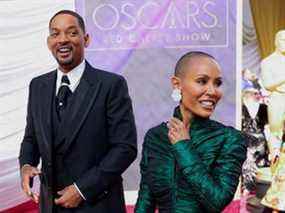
left=58, top=66, right=74, bottom=74
left=58, top=60, right=85, bottom=73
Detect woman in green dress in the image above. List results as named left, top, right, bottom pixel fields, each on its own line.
left=135, top=51, right=247, bottom=213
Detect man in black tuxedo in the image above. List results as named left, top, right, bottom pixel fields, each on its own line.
left=19, top=10, right=137, bottom=213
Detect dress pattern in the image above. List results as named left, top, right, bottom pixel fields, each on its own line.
left=135, top=107, right=247, bottom=213
left=241, top=104, right=270, bottom=191
left=261, top=146, right=285, bottom=211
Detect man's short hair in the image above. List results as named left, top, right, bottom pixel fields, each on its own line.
left=174, top=51, right=216, bottom=77
left=49, top=10, right=86, bottom=33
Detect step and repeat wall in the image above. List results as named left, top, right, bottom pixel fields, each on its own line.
left=0, top=0, right=237, bottom=210
left=75, top=0, right=237, bottom=191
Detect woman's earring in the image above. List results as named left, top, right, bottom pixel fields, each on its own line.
left=171, top=88, right=181, bottom=102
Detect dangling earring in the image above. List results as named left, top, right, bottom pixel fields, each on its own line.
left=171, top=88, right=181, bottom=102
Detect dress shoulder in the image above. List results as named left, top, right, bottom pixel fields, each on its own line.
left=143, top=122, right=170, bottom=149
left=208, top=119, right=246, bottom=146
left=224, top=125, right=247, bottom=148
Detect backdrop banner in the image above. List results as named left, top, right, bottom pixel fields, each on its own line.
left=75, top=0, right=237, bottom=191
left=0, top=1, right=75, bottom=210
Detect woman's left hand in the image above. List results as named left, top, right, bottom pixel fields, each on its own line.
left=167, top=117, right=190, bottom=144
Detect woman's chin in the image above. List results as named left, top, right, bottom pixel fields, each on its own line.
left=195, top=110, right=213, bottom=118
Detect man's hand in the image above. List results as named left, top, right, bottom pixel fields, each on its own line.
left=21, top=164, right=41, bottom=203
left=54, top=185, right=83, bottom=208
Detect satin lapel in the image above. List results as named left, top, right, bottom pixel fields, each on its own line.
left=38, top=71, right=56, bottom=160
left=60, top=67, right=101, bottom=154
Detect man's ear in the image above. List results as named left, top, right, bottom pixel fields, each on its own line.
left=84, top=33, right=90, bottom=48
left=47, top=36, right=52, bottom=51
left=171, top=76, right=181, bottom=89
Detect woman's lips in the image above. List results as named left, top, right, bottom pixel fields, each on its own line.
left=199, top=100, right=216, bottom=110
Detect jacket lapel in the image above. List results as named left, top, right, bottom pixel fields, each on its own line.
left=58, top=63, right=102, bottom=154
left=38, top=71, right=56, bottom=160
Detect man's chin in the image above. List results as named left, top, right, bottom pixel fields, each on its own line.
left=56, top=58, right=73, bottom=66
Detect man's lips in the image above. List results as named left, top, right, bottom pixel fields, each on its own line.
left=57, top=46, right=72, bottom=57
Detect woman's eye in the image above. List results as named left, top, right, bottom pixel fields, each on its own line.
left=215, top=79, right=223, bottom=87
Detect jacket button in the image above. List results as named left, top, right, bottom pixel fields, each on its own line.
left=104, top=190, right=108, bottom=194
left=48, top=162, right=52, bottom=167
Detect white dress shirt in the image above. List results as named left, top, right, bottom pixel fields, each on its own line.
left=56, top=60, right=85, bottom=95
left=56, top=60, right=86, bottom=200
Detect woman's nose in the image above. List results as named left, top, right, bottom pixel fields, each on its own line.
left=206, top=84, right=216, bottom=95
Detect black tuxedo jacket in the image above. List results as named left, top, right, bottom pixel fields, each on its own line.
left=19, top=62, right=137, bottom=213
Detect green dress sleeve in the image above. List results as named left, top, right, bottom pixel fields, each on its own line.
left=171, top=128, right=246, bottom=212
left=135, top=133, right=156, bottom=213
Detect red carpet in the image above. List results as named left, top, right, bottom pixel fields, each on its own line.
left=0, top=201, right=135, bottom=213
left=1, top=201, right=37, bottom=213
left=1, top=200, right=239, bottom=213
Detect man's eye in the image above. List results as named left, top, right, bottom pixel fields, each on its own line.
left=69, top=31, right=78, bottom=36
left=50, top=32, right=58, bottom=37
left=197, top=79, right=207, bottom=85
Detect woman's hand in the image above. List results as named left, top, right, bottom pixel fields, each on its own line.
left=167, top=117, right=190, bottom=144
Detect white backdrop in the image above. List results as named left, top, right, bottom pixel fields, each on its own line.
left=0, top=1, right=74, bottom=210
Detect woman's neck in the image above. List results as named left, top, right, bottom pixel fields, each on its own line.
left=179, top=105, right=193, bottom=129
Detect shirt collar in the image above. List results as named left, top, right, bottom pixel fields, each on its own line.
left=56, top=60, right=86, bottom=94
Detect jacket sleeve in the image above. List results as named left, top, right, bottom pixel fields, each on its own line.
left=135, top=133, right=156, bottom=213
left=171, top=128, right=247, bottom=212
left=76, top=75, right=137, bottom=202
left=19, top=79, right=40, bottom=168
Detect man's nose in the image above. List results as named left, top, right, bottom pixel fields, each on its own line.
left=58, top=33, right=68, bottom=43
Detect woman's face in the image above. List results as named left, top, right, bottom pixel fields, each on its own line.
left=174, top=57, right=223, bottom=118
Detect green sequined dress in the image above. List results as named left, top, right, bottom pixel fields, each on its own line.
left=135, top=107, right=247, bottom=213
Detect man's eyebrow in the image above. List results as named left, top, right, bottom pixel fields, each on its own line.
left=66, top=26, right=78, bottom=30
left=50, top=25, right=78, bottom=31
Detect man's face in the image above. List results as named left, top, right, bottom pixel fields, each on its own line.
left=47, top=14, right=89, bottom=72
left=243, top=69, right=256, bottom=81
left=275, top=31, right=285, bottom=53
left=243, top=89, right=260, bottom=102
